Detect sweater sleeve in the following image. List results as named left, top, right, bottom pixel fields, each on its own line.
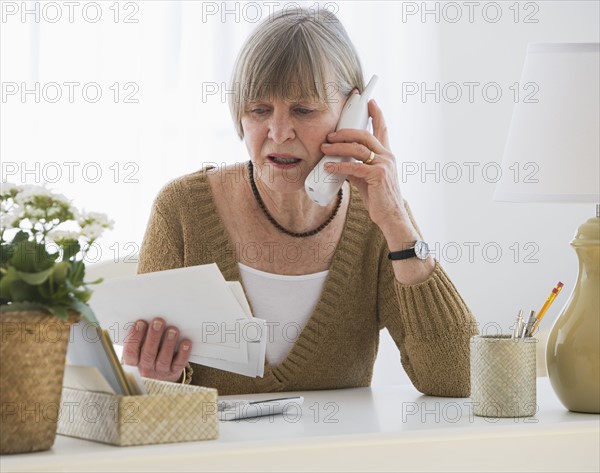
left=137, top=182, right=184, bottom=275
left=378, top=206, right=479, bottom=398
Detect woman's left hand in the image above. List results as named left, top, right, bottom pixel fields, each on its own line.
left=322, top=99, right=405, bottom=232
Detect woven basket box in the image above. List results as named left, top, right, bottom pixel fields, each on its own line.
left=57, top=378, right=218, bottom=446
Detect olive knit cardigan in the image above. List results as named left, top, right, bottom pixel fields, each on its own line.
left=138, top=168, right=478, bottom=396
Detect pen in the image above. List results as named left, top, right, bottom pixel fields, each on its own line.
left=218, top=400, right=250, bottom=411
left=512, top=309, right=524, bottom=339
left=523, top=310, right=537, bottom=338
left=531, top=282, right=564, bottom=335
left=218, top=396, right=303, bottom=411
left=249, top=396, right=302, bottom=404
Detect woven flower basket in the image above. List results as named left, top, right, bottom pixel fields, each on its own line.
left=0, top=310, right=79, bottom=455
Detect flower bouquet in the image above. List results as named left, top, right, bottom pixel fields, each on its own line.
left=0, top=183, right=113, bottom=454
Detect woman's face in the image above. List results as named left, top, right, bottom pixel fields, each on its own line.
left=241, top=89, right=348, bottom=194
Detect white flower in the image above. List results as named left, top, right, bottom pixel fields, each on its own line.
left=25, top=207, right=46, bottom=219
left=13, top=185, right=71, bottom=210
left=1, top=182, right=21, bottom=198
left=80, top=222, right=105, bottom=240
left=80, top=211, right=114, bottom=240
left=79, top=211, right=114, bottom=230
left=48, top=230, right=80, bottom=243
left=14, top=185, right=55, bottom=205
left=1, top=205, right=26, bottom=229
left=0, top=209, right=16, bottom=231
left=0, top=183, right=111, bottom=250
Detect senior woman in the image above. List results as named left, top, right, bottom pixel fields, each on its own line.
left=123, top=7, right=478, bottom=396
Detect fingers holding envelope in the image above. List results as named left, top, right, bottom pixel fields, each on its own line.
left=123, top=317, right=192, bottom=382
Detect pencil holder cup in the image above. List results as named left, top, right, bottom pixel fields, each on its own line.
left=470, top=335, right=537, bottom=418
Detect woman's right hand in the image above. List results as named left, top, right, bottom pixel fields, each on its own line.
left=122, top=317, right=192, bottom=383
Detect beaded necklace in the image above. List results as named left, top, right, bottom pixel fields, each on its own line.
left=247, top=160, right=343, bottom=238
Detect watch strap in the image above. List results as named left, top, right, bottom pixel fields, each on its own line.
left=388, top=248, right=417, bottom=261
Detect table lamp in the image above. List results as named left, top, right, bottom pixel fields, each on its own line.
left=494, top=43, right=599, bottom=413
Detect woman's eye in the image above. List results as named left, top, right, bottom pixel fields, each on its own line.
left=295, top=108, right=313, bottom=115
left=251, top=108, right=268, bottom=115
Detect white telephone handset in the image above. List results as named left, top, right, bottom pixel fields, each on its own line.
left=305, top=75, right=379, bottom=206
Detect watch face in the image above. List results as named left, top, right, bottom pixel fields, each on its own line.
left=414, top=240, right=429, bottom=260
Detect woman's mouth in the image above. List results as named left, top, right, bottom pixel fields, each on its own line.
left=267, top=155, right=302, bottom=168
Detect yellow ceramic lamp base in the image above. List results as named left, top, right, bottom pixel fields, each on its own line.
left=546, top=209, right=600, bottom=413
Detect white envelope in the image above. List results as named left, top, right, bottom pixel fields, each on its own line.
left=89, top=264, right=252, bottom=363
left=63, top=365, right=116, bottom=395
left=193, top=318, right=267, bottom=377
left=226, top=281, right=252, bottom=318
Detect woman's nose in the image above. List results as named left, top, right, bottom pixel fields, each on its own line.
left=267, top=111, right=295, bottom=143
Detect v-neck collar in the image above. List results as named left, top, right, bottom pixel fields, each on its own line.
left=193, top=167, right=367, bottom=391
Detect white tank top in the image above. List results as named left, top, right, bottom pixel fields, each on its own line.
left=237, top=262, right=329, bottom=366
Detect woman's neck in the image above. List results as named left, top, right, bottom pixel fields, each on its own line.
left=249, top=167, right=344, bottom=234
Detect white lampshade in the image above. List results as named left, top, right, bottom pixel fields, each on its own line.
left=494, top=43, right=599, bottom=203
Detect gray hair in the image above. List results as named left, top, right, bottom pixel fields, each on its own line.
left=228, top=7, right=365, bottom=139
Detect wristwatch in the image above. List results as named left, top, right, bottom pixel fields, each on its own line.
left=388, top=240, right=430, bottom=261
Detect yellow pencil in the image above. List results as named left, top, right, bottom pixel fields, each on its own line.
left=531, top=281, right=564, bottom=335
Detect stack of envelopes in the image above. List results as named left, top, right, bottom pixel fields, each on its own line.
left=88, top=263, right=266, bottom=377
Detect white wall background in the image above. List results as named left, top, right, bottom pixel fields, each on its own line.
left=372, top=0, right=599, bottom=385
left=1, top=1, right=598, bottom=386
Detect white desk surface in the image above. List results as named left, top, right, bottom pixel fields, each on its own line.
left=2, top=378, right=598, bottom=473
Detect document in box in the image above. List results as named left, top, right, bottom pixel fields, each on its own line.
left=88, top=264, right=267, bottom=377
left=63, top=365, right=116, bottom=395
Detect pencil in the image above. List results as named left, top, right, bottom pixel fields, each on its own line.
left=531, top=282, right=564, bottom=335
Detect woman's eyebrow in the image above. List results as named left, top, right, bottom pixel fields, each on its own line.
left=289, top=98, right=326, bottom=107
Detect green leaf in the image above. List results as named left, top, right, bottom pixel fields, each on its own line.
left=83, top=277, right=104, bottom=286
left=47, top=305, right=68, bottom=321
left=0, top=267, right=18, bottom=300
left=69, top=299, right=99, bottom=325
left=10, top=241, right=54, bottom=272
left=37, top=281, right=51, bottom=299
left=0, top=301, right=48, bottom=313
left=15, top=267, right=54, bottom=285
left=51, top=262, right=70, bottom=285
left=10, top=280, right=39, bottom=302
left=12, top=231, right=29, bottom=244
left=69, top=260, right=85, bottom=286
left=63, top=277, right=91, bottom=299
left=61, top=241, right=81, bottom=260
left=1, top=243, right=15, bottom=266
left=77, top=288, right=92, bottom=303
left=63, top=287, right=91, bottom=303
left=63, top=277, right=77, bottom=292
left=51, top=285, right=69, bottom=301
